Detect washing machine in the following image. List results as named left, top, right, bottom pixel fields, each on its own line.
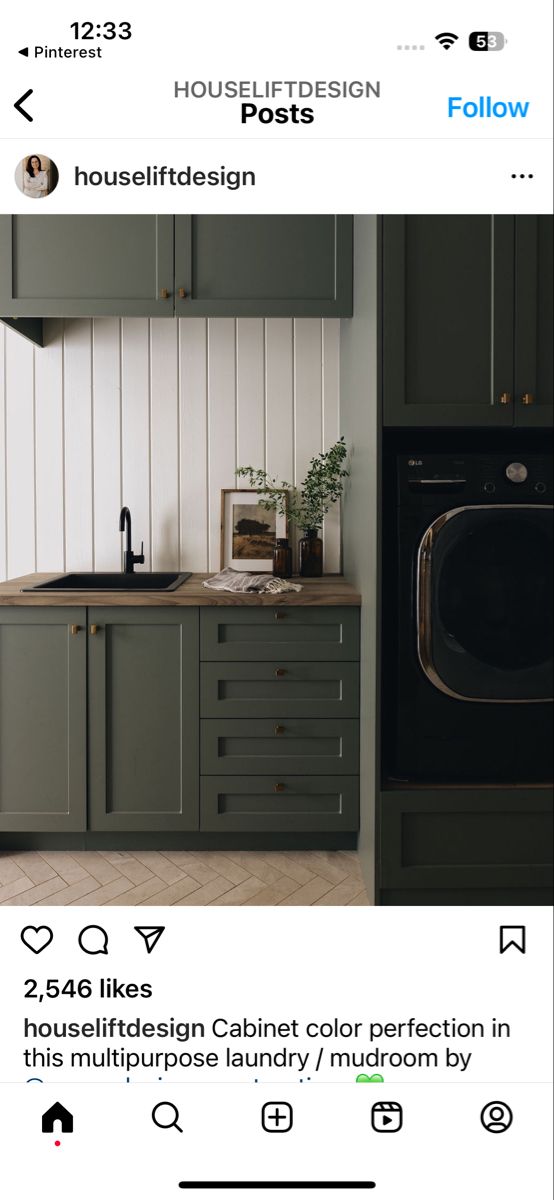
left=383, top=450, right=553, bottom=784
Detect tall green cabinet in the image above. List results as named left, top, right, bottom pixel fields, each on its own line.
left=382, top=215, right=553, bottom=427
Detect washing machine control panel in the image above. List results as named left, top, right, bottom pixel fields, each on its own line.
left=399, top=454, right=552, bottom=504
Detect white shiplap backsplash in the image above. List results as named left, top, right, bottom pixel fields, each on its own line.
left=0, top=317, right=341, bottom=580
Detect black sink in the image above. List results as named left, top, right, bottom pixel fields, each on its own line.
left=23, top=572, right=192, bottom=592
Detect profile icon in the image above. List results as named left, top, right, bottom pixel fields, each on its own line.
left=15, top=153, right=59, bottom=199
left=480, top=1101, right=513, bottom=1133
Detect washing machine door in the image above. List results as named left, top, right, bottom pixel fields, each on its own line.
left=417, top=505, right=553, bottom=702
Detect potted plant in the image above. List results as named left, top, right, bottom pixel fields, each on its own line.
left=236, top=438, right=349, bottom=577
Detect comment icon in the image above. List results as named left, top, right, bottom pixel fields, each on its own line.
left=78, top=925, right=109, bottom=955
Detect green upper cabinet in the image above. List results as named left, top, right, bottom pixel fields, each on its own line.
left=87, top=608, right=199, bottom=832
left=382, top=215, right=553, bottom=428
left=174, top=215, right=353, bottom=316
left=0, top=609, right=86, bottom=833
left=382, top=216, right=515, bottom=427
left=514, top=217, right=553, bottom=426
left=0, top=214, right=352, bottom=324
left=0, top=215, right=174, bottom=318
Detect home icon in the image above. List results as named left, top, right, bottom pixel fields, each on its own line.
left=41, top=1102, right=74, bottom=1134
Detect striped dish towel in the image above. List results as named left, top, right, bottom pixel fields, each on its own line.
left=203, top=568, right=302, bottom=594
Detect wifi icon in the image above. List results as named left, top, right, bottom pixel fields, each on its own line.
left=435, top=32, right=459, bottom=49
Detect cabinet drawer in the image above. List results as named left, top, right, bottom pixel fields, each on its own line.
left=201, top=718, right=359, bottom=775
left=201, top=775, right=359, bottom=832
left=201, top=662, right=359, bottom=719
left=200, top=607, right=359, bottom=662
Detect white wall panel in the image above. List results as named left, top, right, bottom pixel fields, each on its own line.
left=322, top=318, right=342, bottom=573
left=92, top=319, right=121, bottom=570
left=121, top=318, right=151, bottom=569
left=63, top=320, right=93, bottom=571
left=207, top=319, right=236, bottom=571
left=179, top=320, right=208, bottom=572
left=34, top=319, right=64, bottom=572
left=294, top=317, right=323, bottom=491
left=4, top=328, right=35, bottom=579
left=265, top=319, right=294, bottom=483
left=0, top=326, right=6, bottom=580
left=150, top=320, right=179, bottom=571
left=236, top=318, right=265, bottom=470
left=0, top=317, right=342, bottom=581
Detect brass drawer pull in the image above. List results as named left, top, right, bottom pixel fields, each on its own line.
left=521, top=393, right=535, bottom=405
left=90, top=625, right=99, bottom=636
left=274, top=782, right=286, bottom=793
left=70, top=624, right=81, bottom=636
left=178, top=287, right=187, bottom=299
left=498, top=392, right=512, bottom=405
left=274, top=724, right=285, bottom=736
left=160, top=288, right=170, bottom=300
left=274, top=668, right=287, bottom=678
left=274, top=611, right=286, bottom=620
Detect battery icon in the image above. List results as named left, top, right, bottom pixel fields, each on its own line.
left=469, top=32, right=506, bottom=51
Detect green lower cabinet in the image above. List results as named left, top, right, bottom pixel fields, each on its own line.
left=201, top=718, right=359, bottom=775
left=201, top=776, right=359, bottom=833
left=0, top=609, right=86, bottom=832
left=0, top=603, right=360, bottom=839
left=88, top=608, right=199, bottom=831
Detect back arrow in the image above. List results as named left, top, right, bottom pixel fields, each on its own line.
left=14, top=88, right=34, bottom=122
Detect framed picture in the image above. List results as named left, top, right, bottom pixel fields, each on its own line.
left=220, top=489, right=288, bottom=571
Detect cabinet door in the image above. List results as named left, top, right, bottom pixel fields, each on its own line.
left=0, top=216, right=174, bottom=317
left=88, top=608, right=199, bottom=831
left=174, top=216, right=353, bottom=316
left=515, top=216, right=553, bottom=427
left=0, top=609, right=86, bottom=832
left=382, top=216, right=515, bottom=426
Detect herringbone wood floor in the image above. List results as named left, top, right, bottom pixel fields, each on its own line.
left=0, top=849, right=369, bottom=906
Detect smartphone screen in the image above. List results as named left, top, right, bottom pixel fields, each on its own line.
left=0, top=2, right=552, bottom=1196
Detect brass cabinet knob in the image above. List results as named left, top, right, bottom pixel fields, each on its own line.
left=160, top=288, right=170, bottom=300
left=274, top=724, right=285, bottom=736
left=498, top=392, right=512, bottom=405
left=274, top=611, right=286, bottom=621
left=274, top=782, right=286, bottom=793
left=178, top=287, right=187, bottom=299
left=274, top=668, right=287, bottom=678
left=70, top=624, right=81, bottom=636
left=521, top=393, right=535, bottom=405
left=90, top=625, right=99, bottom=636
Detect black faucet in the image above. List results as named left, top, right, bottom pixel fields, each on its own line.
left=119, top=506, right=145, bottom=574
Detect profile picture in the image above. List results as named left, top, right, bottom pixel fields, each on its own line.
left=14, top=153, right=59, bottom=199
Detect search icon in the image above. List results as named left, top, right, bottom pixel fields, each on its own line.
left=152, top=1102, right=183, bottom=1133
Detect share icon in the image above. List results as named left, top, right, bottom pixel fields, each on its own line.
left=134, top=926, right=165, bottom=955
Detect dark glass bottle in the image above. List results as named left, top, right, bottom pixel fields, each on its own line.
left=273, top=538, right=292, bottom=578
left=299, top=529, right=323, bottom=577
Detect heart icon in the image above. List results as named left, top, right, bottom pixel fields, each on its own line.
left=20, top=926, right=54, bottom=954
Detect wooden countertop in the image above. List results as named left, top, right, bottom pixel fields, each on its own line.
left=0, top=573, right=361, bottom=607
